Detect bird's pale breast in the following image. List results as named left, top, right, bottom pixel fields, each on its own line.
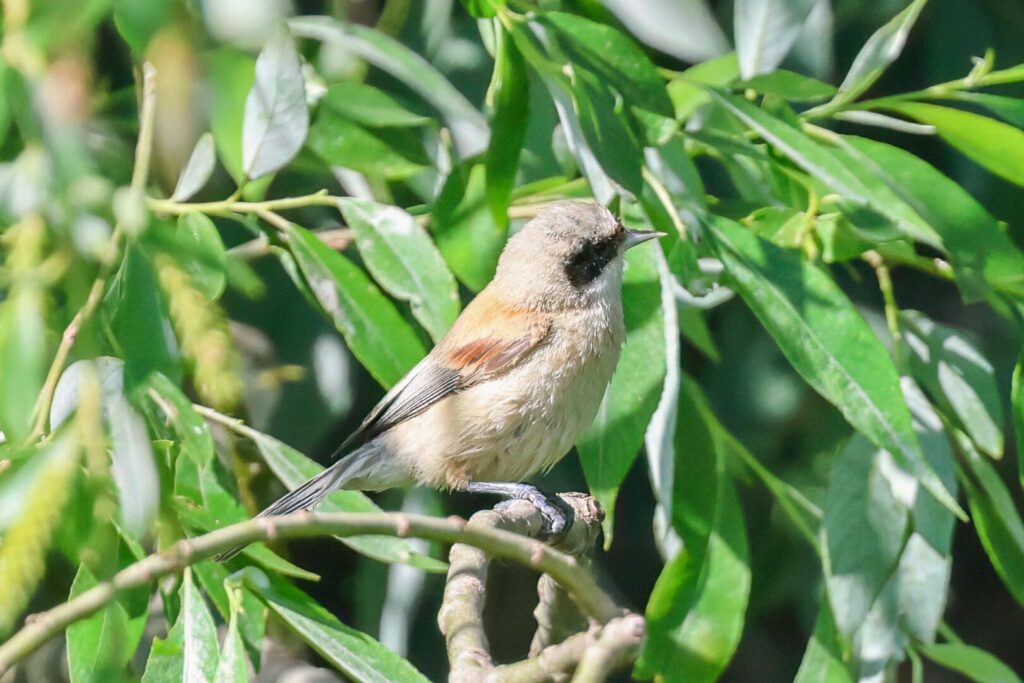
left=386, top=300, right=624, bottom=489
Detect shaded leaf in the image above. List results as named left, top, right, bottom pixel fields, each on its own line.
left=740, top=69, right=837, bottom=102
left=579, top=242, right=665, bottom=541
left=919, top=642, right=1023, bottom=683
left=734, top=0, right=816, bottom=79
left=307, top=109, right=429, bottom=179
left=289, top=16, right=488, bottom=157
left=570, top=66, right=644, bottom=196
left=193, top=563, right=266, bottom=670
left=242, top=27, right=308, bottom=180
left=0, top=284, right=45, bottom=441
left=172, top=133, right=217, bottom=202
left=601, top=0, right=730, bottom=64
left=708, top=216, right=962, bottom=518
left=1014, top=353, right=1023, bottom=490
left=176, top=213, right=228, bottom=301
left=885, top=102, right=1024, bottom=188
left=337, top=198, right=459, bottom=342
left=432, top=164, right=507, bottom=292
left=793, top=605, right=853, bottom=683
left=283, top=223, right=426, bottom=388
left=212, top=591, right=249, bottom=683
left=833, top=0, right=928, bottom=104
left=949, top=92, right=1024, bottom=128
left=246, top=572, right=431, bottom=683
left=319, top=82, right=432, bottom=128
left=141, top=569, right=219, bottom=683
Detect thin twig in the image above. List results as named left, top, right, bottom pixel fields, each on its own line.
left=488, top=630, right=591, bottom=683
left=28, top=62, right=159, bottom=439
left=569, top=614, right=646, bottom=683
left=0, top=509, right=622, bottom=673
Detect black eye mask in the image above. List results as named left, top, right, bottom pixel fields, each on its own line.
left=564, top=235, right=621, bottom=287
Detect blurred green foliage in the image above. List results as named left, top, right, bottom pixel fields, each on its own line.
left=0, top=0, right=1023, bottom=681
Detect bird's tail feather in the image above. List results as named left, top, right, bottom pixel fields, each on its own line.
left=214, top=458, right=353, bottom=562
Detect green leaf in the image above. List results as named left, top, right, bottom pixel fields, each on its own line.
left=667, top=54, right=739, bottom=123
left=289, top=16, right=489, bottom=157
left=708, top=216, right=963, bottom=519
left=734, top=0, right=816, bottom=79
left=205, top=48, right=270, bottom=194
left=141, top=569, right=219, bottom=683
left=283, top=223, right=426, bottom=388
left=113, top=0, right=174, bottom=54
left=105, top=244, right=180, bottom=389
left=919, top=642, right=1023, bottom=683
left=601, top=0, right=730, bottom=64
left=570, top=66, right=644, bottom=196
left=636, top=383, right=750, bottom=682
left=836, top=136, right=1024, bottom=302
left=1013, top=352, right=1024, bottom=490
left=948, top=92, right=1024, bottom=128
left=485, top=29, right=528, bottom=231
left=242, top=26, right=309, bottom=180
left=901, top=311, right=1004, bottom=458
left=740, top=69, right=837, bottom=102
left=459, top=0, right=503, bottom=19
left=709, top=91, right=943, bottom=248
left=66, top=543, right=149, bottom=683
left=432, top=163, right=507, bottom=292
left=0, top=284, right=45, bottom=442
left=143, top=373, right=215, bottom=466
left=246, top=572, right=431, bottom=683
left=959, top=438, right=1024, bottom=608
left=172, top=133, right=217, bottom=202
left=793, top=605, right=853, bottom=683
left=579, top=242, right=665, bottom=541
left=337, top=198, right=459, bottom=342
left=884, top=102, right=1024, bottom=188
left=212, top=590, right=249, bottom=683
left=251, top=428, right=447, bottom=572
left=193, top=563, right=266, bottom=671
left=538, top=12, right=674, bottom=120
left=307, top=109, right=429, bottom=179
left=319, top=82, right=432, bottom=128
left=176, top=213, right=228, bottom=301
left=832, top=0, right=928, bottom=105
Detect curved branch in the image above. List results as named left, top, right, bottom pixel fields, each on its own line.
left=0, top=509, right=623, bottom=674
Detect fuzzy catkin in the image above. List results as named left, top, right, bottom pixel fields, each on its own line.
left=154, top=253, right=242, bottom=411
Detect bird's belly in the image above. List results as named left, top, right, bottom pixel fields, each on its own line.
left=388, top=327, right=621, bottom=489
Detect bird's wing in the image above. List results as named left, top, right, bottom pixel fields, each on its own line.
left=335, top=289, right=552, bottom=454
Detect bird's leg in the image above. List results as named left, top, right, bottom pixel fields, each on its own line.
left=465, top=481, right=571, bottom=537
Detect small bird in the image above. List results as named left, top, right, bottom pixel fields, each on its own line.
left=218, top=200, right=663, bottom=560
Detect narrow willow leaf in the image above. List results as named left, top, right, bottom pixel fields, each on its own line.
left=283, top=223, right=426, bottom=387
left=959, top=438, right=1024, bottom=608
left=485, top=29, right=528, bottom=231
left=667, top=54, right=739, bottom=123
left=901, top=311, right=1004, bottom=458
left=242, top=27, right=309, bottom=180
left=793, top=605, right=853, bottom=683
left=1013, top=353, right=1023, bottom=490
left=949, top=92, right=1024, bottom=128
left=212, top=593, right=248, bottom=683
left=66, top=541, right=149, bottom=683
left=740, top=69, right=837, bottom=101
left=432, top=163, right=507, bottom=292
left=570, top=66, right=644, bottom=196
left=176, top=213, right=228, bottom=301
left=460, top=0, right=502, bottom=18
left=735, top=0, right=816, bottom=79
left=250, top=428, right=447, bottom=572
left=601, top=0, right=730, bottom=64
left=289, top=16, right=489, bottom=157
left=142, top=569, right=219, bottom=683
left=710, top=91, right=942, bottom=248
left=307, top=109, right=429, bottom=180
left=538, top=12, right=674, bottom=119
left=635, top=383, right=750, bottom=681
left=319, top=82, right=432, bottom=128
left=106, top=392, right=159, bottom=538
left=192, top=563, right=266, bottom=671
left=708, top=216, right=963, bottom=519
left=579, top=243, right=665, bottom=542
left=337, top=198, right=460, bottom=342
left=833, top=0, right=928, bottom=104
left=919, top=642, right=1023, bottom=683
left=885, top=102, right=1024, bottom=188
left=838, top=136, right=1024, bottom=302
left=247, top=573, right=431, bottom=683
left=172, top=133, right=217, bottom=202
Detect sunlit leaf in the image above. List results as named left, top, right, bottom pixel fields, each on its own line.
left=337, top=198, right=460, bottom=342
left=141, top=569, right=219, bottom=683
left=319, top=82, right=432, bottom=128
left=485, top=29, right=528, bottom=231
left=601, top=0, right=729, bottom=64
left=734, top=0, right=816, bottom=79
left=708, top=216, right=962, bottom=519
left=740, top=69, right=837, bottom=101
left=793, top=605, right=853, bottom=683
left=176, top=213, right=228, bottom=301
left=172, top=133, right=217, bottom=202
left=919, top=641, right=1022, bottom=683
left=0, top=284, right=45, bottom=441
left=307, top=109, right=429, bottom=179
left=884, top=102, right=1024, bottom=188
left=1013, top=353, right=1023, bottom=490
left=242, top=26, right=309, bottom=180
left=283, top=223, right=426, bottom=388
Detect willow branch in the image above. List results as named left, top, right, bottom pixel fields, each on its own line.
left=489, top=630, right=591, bottom=683
left=0, top=509, right=622, bottom=674
left=569, top=614, right=646, bottom=683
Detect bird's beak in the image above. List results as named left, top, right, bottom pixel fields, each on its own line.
left=623, top=228, right=667, bottom=250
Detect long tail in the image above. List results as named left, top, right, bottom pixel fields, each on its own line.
left=215, top=456, right=356, bottom=562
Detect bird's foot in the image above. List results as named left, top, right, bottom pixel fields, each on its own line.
left=465, top=481, right=571, bottom=538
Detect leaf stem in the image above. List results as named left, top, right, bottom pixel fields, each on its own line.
left=864, top=250, right=901, bottom=344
